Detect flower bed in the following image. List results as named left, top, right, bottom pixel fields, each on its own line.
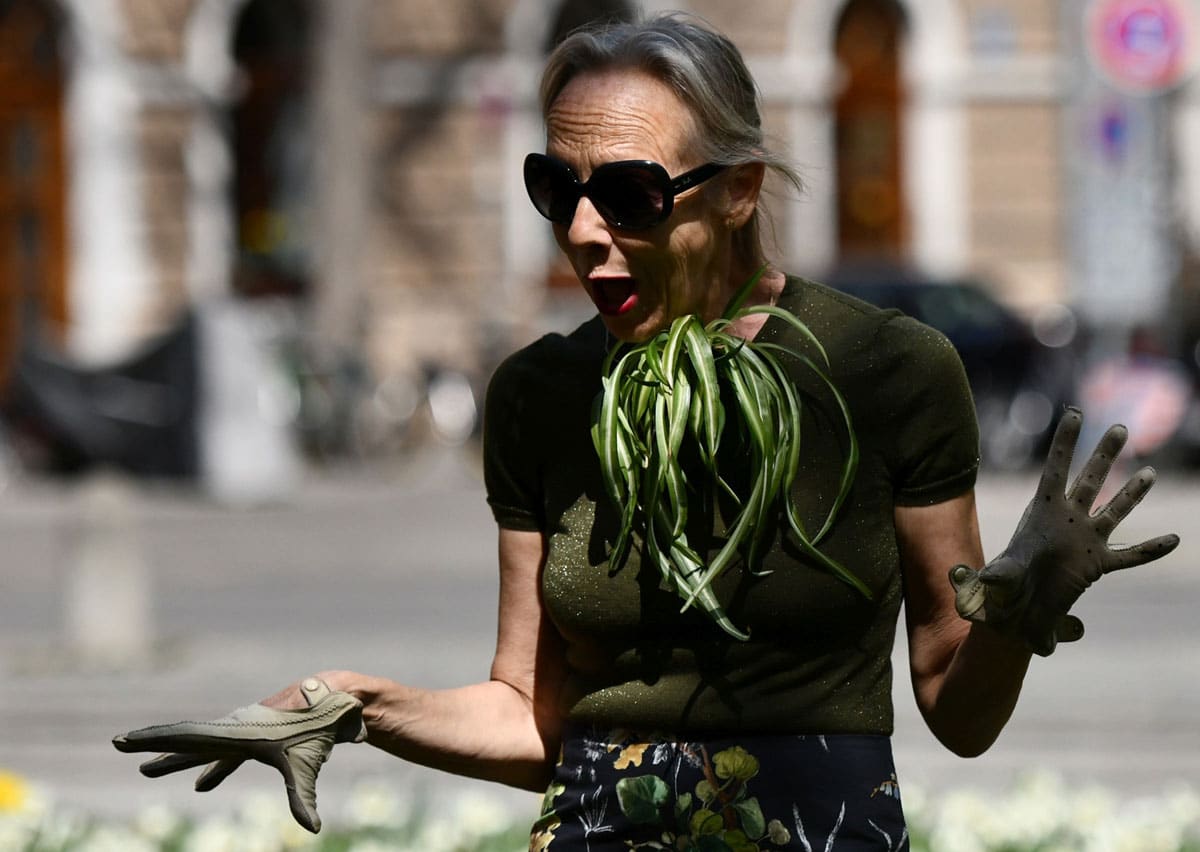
left=1, top=769, right=1198, bottom=851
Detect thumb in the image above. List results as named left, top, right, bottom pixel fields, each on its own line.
left=979, top=555, right=1027, bottom=607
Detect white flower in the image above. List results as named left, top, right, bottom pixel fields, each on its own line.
left=182, top=817, right=241, bottom=852
left=454, top=791, right=513, bottom=840
left=344, top=778, right=411, bottom=828
left=134, top=802, right=185, bottom=842
left=412, top=816, right=464, bottom=851
left=75, top=823, right=159, bottom=852
left=1069, top=784, right=1118, bottom=835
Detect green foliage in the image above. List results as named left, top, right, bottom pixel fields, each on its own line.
left=590, top=265, right=869, bottom=638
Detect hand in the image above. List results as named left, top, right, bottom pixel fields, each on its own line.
left=113, top=677, right=366, bottom=833
left=949, top=407, right=1180, bottom=656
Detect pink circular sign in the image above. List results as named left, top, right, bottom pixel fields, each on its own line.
left=1087, top=0, right=1198, bottom=93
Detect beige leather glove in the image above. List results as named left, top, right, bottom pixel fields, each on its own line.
left=949, top=407, right=1180, bottom=656
left=113, top=677, right=366, bottom=833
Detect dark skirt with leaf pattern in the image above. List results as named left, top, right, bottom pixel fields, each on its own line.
left=530, top=724, right=908, bottom=852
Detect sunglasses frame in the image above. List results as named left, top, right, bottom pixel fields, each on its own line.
left=524, top=153, right=726, bottom=231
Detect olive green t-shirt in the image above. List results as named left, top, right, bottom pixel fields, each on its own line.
left=483, top=277, right=980, bottom=736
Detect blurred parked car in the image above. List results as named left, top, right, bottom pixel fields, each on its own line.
left=823, top=264, right=1077, bottom=470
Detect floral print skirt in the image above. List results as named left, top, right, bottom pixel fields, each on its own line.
left=530, top=724, right=908, bottom=852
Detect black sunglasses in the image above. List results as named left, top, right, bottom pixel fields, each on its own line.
left=523, top=153, right=725, bottom=231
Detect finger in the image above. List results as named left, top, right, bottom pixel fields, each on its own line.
left=1093, top=466, right=1156, bottom=538
left=267, top=751, right=323, bottom=834
left=1038, top=407, right=1083, bottom=497
left=979, top=555, right=1026, bottom=607
left=114, top=730, right=187, bottom=755
left=137, top=752, right=214, bottom=778
left=1055, top=614, right=1085, bottom=643
left=1067, top=423, right=1128, bottom=508
left=286, top=773, right=322, bottom=834
left=195, top=758, right=246, bottom=792
left=1102, top=534, right=1181, bottom=574
left=113, top=727, right=232, bottom=756
left=1026, top=627, right=1057, bottom=657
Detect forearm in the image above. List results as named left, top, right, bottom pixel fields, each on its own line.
left=914, top=621, right=1032, bottom=757
left=320, top=670, right=560, bottom=792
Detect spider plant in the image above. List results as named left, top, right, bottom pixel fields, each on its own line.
left=590, top=265, right=870, bottom=640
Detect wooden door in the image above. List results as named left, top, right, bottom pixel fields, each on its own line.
left=835, top=0, right=908, bottom=260
left=0, top=0, right=67, bottom=380
left=231, top=0, right=313, bottom=298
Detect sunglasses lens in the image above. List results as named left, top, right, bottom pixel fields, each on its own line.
left=524, top=155, right=578, bottom=224
left=591, top=165, right=667, bottom=230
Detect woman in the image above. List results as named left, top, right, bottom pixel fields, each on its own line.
left=116, top=14, right=1177, bottom=849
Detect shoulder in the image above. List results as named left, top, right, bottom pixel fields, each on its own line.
left=489, top=317, right=607, bottom=396
left=780, top=276, right=959, bottom=374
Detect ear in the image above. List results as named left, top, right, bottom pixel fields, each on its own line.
left=721, top=161, right=766, bottom=230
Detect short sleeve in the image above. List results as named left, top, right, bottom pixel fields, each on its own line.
left=874, top=315, right=981, bottom=506
left=482, top=352, right=545, bottom=531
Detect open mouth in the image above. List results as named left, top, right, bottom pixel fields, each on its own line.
left=590, top=277, right=638, bottom=316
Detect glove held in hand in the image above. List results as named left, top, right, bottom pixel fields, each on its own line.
left=113, top=678, right=366, bottom=833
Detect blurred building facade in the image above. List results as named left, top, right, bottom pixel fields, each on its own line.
left=4, top=0, right=1200, bottom=384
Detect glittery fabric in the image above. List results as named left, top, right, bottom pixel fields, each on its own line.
left=483, top=277, right=980, bottom=737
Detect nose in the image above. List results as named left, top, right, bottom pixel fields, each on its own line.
left=564, top=196, right=612, bottom=248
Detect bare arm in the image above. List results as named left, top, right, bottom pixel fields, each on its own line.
left=897, top=491, right=1032, bottom=757
left=266, top=527, right=567, bottom=792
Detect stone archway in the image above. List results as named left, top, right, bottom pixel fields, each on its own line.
left=228, top=0, right=315, bottom=299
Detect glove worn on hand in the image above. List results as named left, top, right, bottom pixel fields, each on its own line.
left=113, top=677, right=366, bottom=833
left=949, top=407, right=1180, bottom=656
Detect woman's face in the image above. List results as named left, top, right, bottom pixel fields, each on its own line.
left=545, top=68, right=740, bottom=342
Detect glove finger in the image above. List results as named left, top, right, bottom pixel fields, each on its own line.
left=1038, top=408, right=1083, bottom=497
left=137, top=752, right=216, bottom=778
left=1103, top=534, right=1181, bottom=574
left=978, top=556, right=1026, bottom=606
left=1068, top=423, right=1128, bottom=509
left=262, top=744, right=324, bottom=834
left=113, top=724, right=241, bottom=756
left=195, top=757, right=247, bottom=792
left=1026, top=626, right=1058, bottom=657
left=1094, top=467, right=1156, bottom=538
left=284, top=769, right=322, bottom=834
left=1055, top=614, right=1085, bottom=643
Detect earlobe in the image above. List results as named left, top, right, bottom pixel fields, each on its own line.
left=724, top=162, right=766, bottom=229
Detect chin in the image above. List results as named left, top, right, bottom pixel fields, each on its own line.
left=599, top=313, right=665, bottom=344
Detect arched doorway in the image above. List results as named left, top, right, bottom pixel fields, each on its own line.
left=230, top=0, right=313, bottom=298
left=0, top=0, right=67, bottom=379
left=834, top=0, right=908, bottom=261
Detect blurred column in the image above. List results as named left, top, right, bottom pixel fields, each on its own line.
left=63, top=474, right=152, bottom=668
left=310, top=0, right=370, bottom=353
left=61, top=0, right=155, bottom=363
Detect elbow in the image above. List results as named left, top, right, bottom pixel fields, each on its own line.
left=939, top=735, right=995, bottom=759
left=926, top=718, right=1002, bottom=758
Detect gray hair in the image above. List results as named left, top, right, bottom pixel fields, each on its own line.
left=539, top=12, right=803, bottom=263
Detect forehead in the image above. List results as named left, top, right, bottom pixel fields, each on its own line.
left=545, top=68, right=698, bottom=171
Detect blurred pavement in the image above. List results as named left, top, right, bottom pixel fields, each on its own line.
left=1, top=447, right=1197, bottom=825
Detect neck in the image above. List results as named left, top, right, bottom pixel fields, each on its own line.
left=724, top=266, right=785, bottom=341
